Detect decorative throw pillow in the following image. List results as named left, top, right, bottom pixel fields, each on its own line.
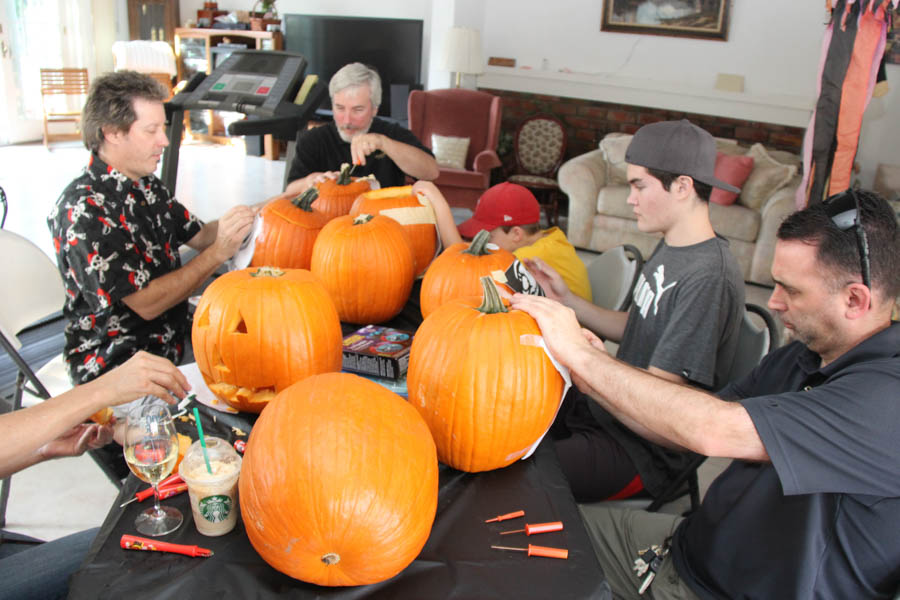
left=431, top=134, right=470, bottom=170
left=710, top=153, right=755, bottom=206
left=740, top=143, right=798, bottom=210
left=599, top=133, right=633, bottom=185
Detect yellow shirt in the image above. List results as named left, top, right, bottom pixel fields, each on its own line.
left=514, top=227, right=592, bottom=302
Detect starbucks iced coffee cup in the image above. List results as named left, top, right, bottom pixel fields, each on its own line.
left=179, top=437, right=242, bottom=536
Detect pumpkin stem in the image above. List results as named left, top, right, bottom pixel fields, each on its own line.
left=353, top=213, right=374, bottom=225
left=337, top=162, right=354, bottom=185
left=321, top=553, right=341, bottom=565
left=462, top=230, right=493, bottom=256
left=250, top=266, right=285, bottom=278
left=477, top=275, right=508, bottom=314
left=291, top=187, right=318, bottom=210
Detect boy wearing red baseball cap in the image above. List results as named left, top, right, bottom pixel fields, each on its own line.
left=413, top=180, right=592, bottom=301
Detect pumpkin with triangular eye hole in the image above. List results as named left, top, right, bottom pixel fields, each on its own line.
left=191, top=266, right=342, bottom=413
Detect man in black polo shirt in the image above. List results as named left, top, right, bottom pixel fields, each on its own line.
left=511, top=189, right=900, bottom=599
left=284, top=62, right=439, bottom=195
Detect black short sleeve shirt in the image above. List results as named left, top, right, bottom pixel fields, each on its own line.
left=47, top=154, right=203, bottom=383
left=286, top=117, right=432, bottom=188
left=673, top=322, right=900, bottom=599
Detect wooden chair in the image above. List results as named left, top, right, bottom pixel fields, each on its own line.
left=39, top=68, right=90, bottom=148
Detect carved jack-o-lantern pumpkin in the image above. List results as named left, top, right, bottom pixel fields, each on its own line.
left=191, top=267, right=342, bottom=413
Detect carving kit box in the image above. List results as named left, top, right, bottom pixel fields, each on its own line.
left=341, top=325, right=414, bottom=380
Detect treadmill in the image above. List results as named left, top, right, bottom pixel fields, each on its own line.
left=161, top=49, right=327, bottom=193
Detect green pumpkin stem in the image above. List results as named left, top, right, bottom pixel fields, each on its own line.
left=463, top=229, right=493, bottom=256
left=251, top=266, right=285, bottom=278
left=337, top=162, right=354, bottom=185
left=291, top=187, right=318, bottom=210
left=477, top=275, right=508, bottom=314
left=353, top=214, right=374, bottom=225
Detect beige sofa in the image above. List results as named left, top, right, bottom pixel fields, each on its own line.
left=559, top=132, right=802, bottom=286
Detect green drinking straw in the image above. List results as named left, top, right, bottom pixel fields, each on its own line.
left=193, top=407, right=213, bottom=475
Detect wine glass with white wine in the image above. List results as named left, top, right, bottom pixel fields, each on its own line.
left=123, top=398, right=183, bottom=536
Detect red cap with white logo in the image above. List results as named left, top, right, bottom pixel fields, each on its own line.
left=457, top=183, right=541, bottom=239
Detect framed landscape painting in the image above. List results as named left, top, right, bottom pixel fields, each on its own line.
left=601, top=0, right=730, bottom=41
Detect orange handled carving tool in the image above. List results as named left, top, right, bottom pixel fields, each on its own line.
left=500, top=521, right=564, bottom=536
left=484, top=510, right=525, bottom=523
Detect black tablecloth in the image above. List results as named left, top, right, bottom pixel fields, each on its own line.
left=68, top=402, right=610, bottom=599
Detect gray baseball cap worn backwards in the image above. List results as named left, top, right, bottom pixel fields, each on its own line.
left=625, top=119, right=740, bottom=193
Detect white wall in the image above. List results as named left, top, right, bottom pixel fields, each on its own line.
left=857, top=64, right=900, bottom=188
left=481, top=1, right=825, bottom=98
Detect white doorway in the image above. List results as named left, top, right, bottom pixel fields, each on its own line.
left=0, top=0, right=97, bottom=146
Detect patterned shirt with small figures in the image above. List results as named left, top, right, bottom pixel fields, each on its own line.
left=47, top=153, right=203, bottom=384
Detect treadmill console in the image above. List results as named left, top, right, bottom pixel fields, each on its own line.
left=183, top=50, right=307, bottom=117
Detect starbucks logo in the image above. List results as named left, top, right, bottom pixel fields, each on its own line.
left=199, top=494, right=232, bottom=523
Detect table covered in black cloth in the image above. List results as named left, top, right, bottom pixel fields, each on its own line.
left=68, top=401, right=610, bottom=599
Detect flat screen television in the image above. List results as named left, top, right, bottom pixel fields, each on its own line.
left=283, top=14, right=424, bottom=119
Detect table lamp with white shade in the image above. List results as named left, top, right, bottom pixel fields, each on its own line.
left=440, top=27, right=484, bottom=88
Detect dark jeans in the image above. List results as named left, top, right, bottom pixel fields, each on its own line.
left=0, top=527, right=98, bottom=600
left=551, top=390, right=643, bottom=502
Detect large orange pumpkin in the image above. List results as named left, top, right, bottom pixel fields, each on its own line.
left=419, top=229, right=516, bottom=319
left=408, top=276, right=564, bottom=472
left=312, top=164, right=375, bottom=220
left=240, top=372, right=439, bottom=586
left=310, top=213, right=415, bottom=324
left=191, top=267, right=342, bottom=412
left=349, top=185, right=438, bottom=277
left=250, top=191, right=328, bottom=269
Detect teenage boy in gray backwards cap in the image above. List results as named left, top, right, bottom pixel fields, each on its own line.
left=523, top=119, right=745, bottom=505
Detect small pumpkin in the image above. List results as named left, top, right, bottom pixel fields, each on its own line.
left=350, top=185, right=438, bottom=277
left=89, top=406, right=113, bottom=425
left=191, top=266, right=342, bottom=413
left=251, top=191, right=329, bottom=270
left=310, top=213, right=415, bottom=324
left=312, top=163, right=375, bottom=220
left=408, top=276, right=564, bottom=472
left=240, top=372, right=438, bottom=586
left=419, top=229, right=515, bottom=319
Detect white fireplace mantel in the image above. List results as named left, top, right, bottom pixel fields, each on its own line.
left=477, top=67, right=815, bottom=128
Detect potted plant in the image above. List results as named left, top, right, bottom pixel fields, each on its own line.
left=250, top=0, right=279, bottom=30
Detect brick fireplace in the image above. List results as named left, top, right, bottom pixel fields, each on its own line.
left=480, top=88, right=806, bottom=171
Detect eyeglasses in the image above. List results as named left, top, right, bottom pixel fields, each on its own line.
left=822, top=189, right=870, bottom=289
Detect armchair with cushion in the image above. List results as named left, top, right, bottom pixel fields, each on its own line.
left=408, top=88, right=502, bottom=210
left=559, top=132, right=802, bottom=286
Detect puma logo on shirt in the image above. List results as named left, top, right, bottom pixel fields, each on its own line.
left=632, top=264, right=677, bottom=318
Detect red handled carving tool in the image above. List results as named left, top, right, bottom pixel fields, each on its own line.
left=499, top=521, right=564, bottom=536
left=119, top=473, right=186, bottom=508
left=491, top=544, right=569, bottom=559
left=120, top=535, right=213, bottom=557
left=484, top=510, right=525, bottom=523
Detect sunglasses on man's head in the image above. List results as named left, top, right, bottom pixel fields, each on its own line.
left=822, top=189, right=870, bottom=289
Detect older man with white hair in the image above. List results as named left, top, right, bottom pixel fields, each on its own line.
left=285, top=62, right=438, bottom=195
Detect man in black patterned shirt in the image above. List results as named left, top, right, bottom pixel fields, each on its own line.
left=47, top=71, right=255, bottom=388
